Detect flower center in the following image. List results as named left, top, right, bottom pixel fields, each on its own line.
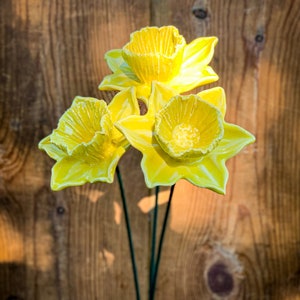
left=172, top=124, right=200, bottom=150
left=122, top=26, right=186, bottom=83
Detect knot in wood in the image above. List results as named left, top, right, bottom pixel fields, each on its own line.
left=207, top=262, right=234, bottom=296
left=192, top=8, right=208, bottom=19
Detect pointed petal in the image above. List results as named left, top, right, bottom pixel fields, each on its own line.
left=116, top=115, right=154, bottom=152
left=198, top=87, right=226, bottom=117
left=167, top=66, right=219, bottom=93
left=140, top=144, right=228, bottom=194
left=50, top=154, right=117, bottom=191
left=166, top=37, right=219, bottom=93
left=147, top=82, right=177, bottom=115
left=108, top=88, right=140, bottom=124
left=104, top=49, right=139, bottom=79
left=213, top=122, right=255, bottom=159
left=108, top=88, right=140, bottom=142
left=182, top=36, right=218, bottom=69
left=185, top=157, right=228, bottom=194
left=98, top=72, right=141, bottom=91
left=141, top=146, right=182, bottom=188
left=105, top=49, right=125, bottom=72
left=38, top=136, right=67, bottom=161
left=115, top=114, right=187, bottom=188
left=50, top=134, right=126, bottom=191
left=116, top=115, right=174, bottom=188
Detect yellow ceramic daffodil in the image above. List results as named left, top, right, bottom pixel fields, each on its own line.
left=99, top=26, right=219, bottom=98
left=38, top=88, right=139, bottom=191
left=116, top=83, right=255, bottom=194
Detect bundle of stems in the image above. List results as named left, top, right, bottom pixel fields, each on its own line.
left=116, top=166, right=175, bottom=300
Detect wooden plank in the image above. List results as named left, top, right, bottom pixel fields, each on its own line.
left=0, top=0, right=151, bottom=299
left=151, top=0, right=300, bottom=299
left=0, top=0, right=299, bottom=299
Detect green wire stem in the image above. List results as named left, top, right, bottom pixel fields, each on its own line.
left=149, top=184, right=176, bottom=300
left=116, top=166, right=141, bottom=300
left=149, top=186, right=160, bottom=296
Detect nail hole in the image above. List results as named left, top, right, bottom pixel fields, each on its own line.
left=207, top=263, right=234, bottom=296
left=56, top=206, right=65, bottom=215
left=192, top=8, right=208, bottom=19
left=255, top=34, right=264, bottom=43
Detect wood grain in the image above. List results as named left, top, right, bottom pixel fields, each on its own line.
left=152, top=0, right=300, bottom=299
left=0, top=0, right=151, bottom=299
left=0, top=0, right=299, bottom=299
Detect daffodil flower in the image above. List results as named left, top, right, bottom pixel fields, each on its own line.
left=116, top=83, right=255, bottom=194
left=38, top=88, right=139, bottom=191
left=99, top=26, right=219, bottom=98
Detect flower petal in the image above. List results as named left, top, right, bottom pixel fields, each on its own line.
left=182, top=37, right=218, bottom=69
left=165, top=37, right=219, bottom=93
left=141, top=146, right=182, bottom=188
left=147, top=82, right=177, bottom=115
left=197, top=87, right=226, bottom=117
left=105, top=49, right=139, bottom=79
left=140, top=143, right=228, bottom=194
left=98, top=73, right=151, bottom=99
left=212, top=122, right=255, bottom=159
left=115, top=115, right=154, bottom=152
left=117, top=117, right=188, bottom=187
left=105, top=49, right=125, bottom=72
left=108, top=87, right=140, bottom=124
left=108, top=87, right=140, bottom=142
left=167, top=66, right=219, bottom=93
left=38, top=136, right=67, bottom=161
left=98, top=72, right=140, bottom=90
left=185, top=156, right=228, bottom=194
left=50, top=133, right=126, bottom=190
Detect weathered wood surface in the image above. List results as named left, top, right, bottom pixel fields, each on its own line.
left=0, top=0, right=299, bottom=299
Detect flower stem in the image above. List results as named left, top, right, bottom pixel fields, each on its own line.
left=149, top=184, right=176, bottom=300
left=149, top=186, right=160, bottom=295
left=116, top=166, right=140, bottom=300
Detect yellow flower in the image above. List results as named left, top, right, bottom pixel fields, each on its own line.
left=38, top=88, right=139, bottom=191
left=99, top=26, right=218, bottom=98
left=116, top=83, right=255, bottom=194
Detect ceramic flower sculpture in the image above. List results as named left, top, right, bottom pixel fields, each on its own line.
left=39, top=25, right=255, bottom=300
left=98, top=26, right=219, bottom=98
left=39, top=88, right=139, bottom=190
left=116, top=82, right=254, bottom=194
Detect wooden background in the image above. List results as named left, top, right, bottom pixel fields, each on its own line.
left=0, top=0, right=299, bottom=299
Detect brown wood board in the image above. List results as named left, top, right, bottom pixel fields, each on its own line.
left=0, top=0, right=299, bottom=299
